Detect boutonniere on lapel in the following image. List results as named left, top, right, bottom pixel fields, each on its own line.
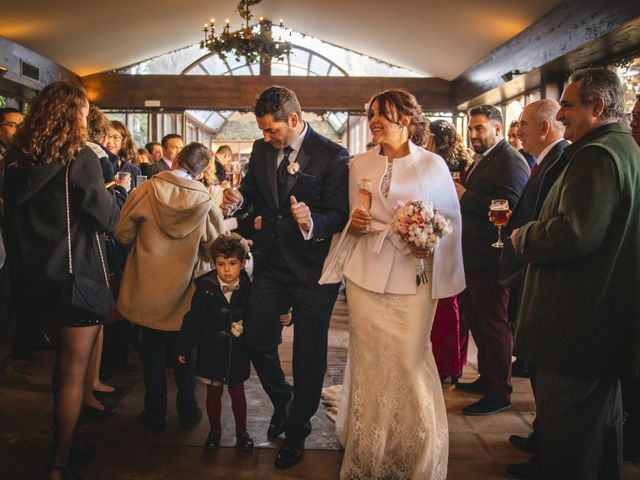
left=287, top=161, right=300, bottom=176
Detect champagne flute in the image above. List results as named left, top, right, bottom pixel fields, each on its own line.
left=226, top=161, right=242, bottom=216
left=357, top=179, right=372, bottom=232
left=489, top=199, right=511, bottom=248
left=230, top=161, right=242, bottom=189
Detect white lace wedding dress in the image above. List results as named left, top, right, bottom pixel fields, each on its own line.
left=336, top=273, right=448, bottom=480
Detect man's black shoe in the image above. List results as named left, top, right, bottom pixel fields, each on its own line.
left=267, top=411, right=286, bottom=440
left=505, top=459, right=542, bottom=479
left=463, top=394, right=511, bottom=415
left=456, top=377, right=487, bottom=394
left=508, top=434, right=536, bottom=454
left=275, top=438, right=304, bottom=470
left=179, top=407, right=203, bottom=430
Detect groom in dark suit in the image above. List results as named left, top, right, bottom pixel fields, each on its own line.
left=222, top=86, right=349, bottom=469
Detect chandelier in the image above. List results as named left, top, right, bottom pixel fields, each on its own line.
left=201, top=0, right=292, bottom=64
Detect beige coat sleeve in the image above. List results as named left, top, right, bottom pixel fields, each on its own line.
left=114, top=185, right=147, bottom=247
left=199, top=203, right=225, bottom=263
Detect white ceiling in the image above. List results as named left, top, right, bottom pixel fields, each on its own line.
left=1, top=0, right=563, bottom=79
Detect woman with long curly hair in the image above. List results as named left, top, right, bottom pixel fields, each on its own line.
left=105, top=120, right=142, bottom=188
left=3, top=81, right=119, bottom=480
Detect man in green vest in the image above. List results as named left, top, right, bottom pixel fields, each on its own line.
left=510, top=67, right=640, bottom=480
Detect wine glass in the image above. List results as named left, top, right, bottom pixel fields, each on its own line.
left=489, top=199, right=511, bottom=248
left=357, top=179, right=372, bottom=232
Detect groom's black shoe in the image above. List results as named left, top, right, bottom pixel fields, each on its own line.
left=275, top=438, right=304, bottom=470
left=267, top=411, right=286, bottom=440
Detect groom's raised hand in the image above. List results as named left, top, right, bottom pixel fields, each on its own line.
left=290, top=195, right=312, bottom=232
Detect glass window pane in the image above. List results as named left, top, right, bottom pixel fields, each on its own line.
left=129, top=113, right=148, bottom=148
left=309, top=55, right=331, bottom=76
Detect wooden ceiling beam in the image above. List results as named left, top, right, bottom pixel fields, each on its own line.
left=453, top=0, right=640, bottom=108
left=82, top=74, right=452, bottom=112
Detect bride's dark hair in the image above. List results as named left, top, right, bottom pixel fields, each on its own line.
left=367, top=89, right=429, bottom=147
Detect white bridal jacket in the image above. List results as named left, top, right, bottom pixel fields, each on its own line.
left=320, top=141, right=465, bottom=298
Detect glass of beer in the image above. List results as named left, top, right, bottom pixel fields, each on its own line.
left=489, top=199, right=511, bottom=248
left=357, top=179, right=373, bottom=233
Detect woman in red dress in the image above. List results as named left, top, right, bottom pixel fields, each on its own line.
left=427, top=120, right=474, bottom=383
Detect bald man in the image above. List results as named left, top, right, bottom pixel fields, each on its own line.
left=499, top=99, right=568, bottom=479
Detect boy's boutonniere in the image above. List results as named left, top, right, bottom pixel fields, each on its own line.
left=230, top=320, right=244, bottom=337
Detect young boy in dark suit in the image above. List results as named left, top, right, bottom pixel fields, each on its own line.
left=176, top=233, right=254, bottom=450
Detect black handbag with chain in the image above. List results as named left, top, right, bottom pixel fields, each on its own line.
left=62, top=161, right=114, bottom=319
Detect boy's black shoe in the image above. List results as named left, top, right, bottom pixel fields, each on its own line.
left=204, top=430, right=221, bottom=449
left=235, top=430, right=254, bottom=450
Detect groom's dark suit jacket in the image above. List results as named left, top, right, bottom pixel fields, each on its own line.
left=499, top=139, right=570, bottom=287
left=239, top=125, right=349, bottom=287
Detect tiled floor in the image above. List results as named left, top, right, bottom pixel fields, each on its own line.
left=1, top=292, right=639, bottom=479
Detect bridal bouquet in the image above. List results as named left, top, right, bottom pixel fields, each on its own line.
left=391, top=199, right=452, bottom=284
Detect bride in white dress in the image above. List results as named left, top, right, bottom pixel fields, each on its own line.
left=320, top=89, right=465, bottom=479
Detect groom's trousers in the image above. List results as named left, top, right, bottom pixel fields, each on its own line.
left=246, top=263, right=339, bottom=442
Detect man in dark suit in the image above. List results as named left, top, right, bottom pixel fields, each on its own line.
left=455, top=104, right=529, bottom=415
left=213, top=144, right=232, bottom=184
left=499, top=99, right=568, bottom=479
left=512, top=68, right=640, bottom=479
left=148, top=133, right=183, bottom=177
left=222, top=86, right=349, bottom=469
